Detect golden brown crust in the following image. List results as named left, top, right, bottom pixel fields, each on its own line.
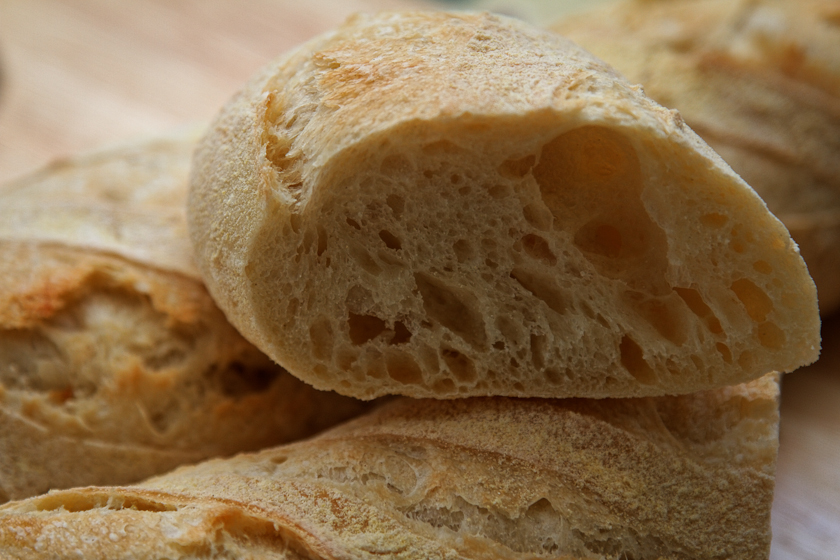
left=0, top=375, right=780, bottom=559
left=0, top=132, right=369, bottom=503
left=551, top=0, right=840, bottom=315
left=189, top=11, right=819, bottom=401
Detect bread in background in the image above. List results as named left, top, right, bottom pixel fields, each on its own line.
left=0, top=130, right=369, bottom=503
left=552, top=0, right=840, bottom=315
left=188, top=11, right=819, bottom=401
left=0, top=374, right=780, bottom=560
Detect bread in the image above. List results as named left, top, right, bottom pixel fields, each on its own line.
left=551, top=0, right=840, bottom=315
left=0, top=373, right=780, bottom=559
left=0, top=130, right=369, bottom=503
left=188, top=11, right=819, bottom=401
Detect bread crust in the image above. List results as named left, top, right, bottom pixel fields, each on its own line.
left=189, top=11, right=819, bottom=400
left=0, top=131, right=368, bottom=502
left=551, top=0, right=840, bottom=315
left=0, top=374, right=780, bottom=559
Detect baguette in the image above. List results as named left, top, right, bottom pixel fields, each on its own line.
left=0, top=374, right=781, bottom=560
left=551, top=0, right=840, bottom=315
left=0, top=131, right=368, bottom=503
left=188, top=11, right=819, bottom=400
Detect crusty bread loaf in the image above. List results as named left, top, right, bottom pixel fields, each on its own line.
left=0, top=131, right=368, bottom=503
left=188, top=11, right=819, bottom=400
left=551, top=0, right=840, bottom=315
left=0, top=374, right=780, bottom=560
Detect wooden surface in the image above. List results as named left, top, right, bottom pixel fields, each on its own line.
left=0, top=1, right=837, bottom=558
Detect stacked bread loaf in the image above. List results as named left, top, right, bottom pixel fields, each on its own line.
left=0, top=130, right=370, bottom=503
left=551, top=0, right=840, bottom=316
left=0, top=9, right=822, bottom=560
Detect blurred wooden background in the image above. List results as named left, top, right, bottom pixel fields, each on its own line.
left=0, top=1, right=837, bottom=559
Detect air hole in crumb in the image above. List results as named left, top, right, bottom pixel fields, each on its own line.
left=520, top=234, right=557, bottom=265
left=336, top=346, right=359, bottom=371
left=575, top=221, right=623, bottom=259
left=674, top=287, right=723, bottom=335
left=415, top=272, right=487, bottom=348
left=348, top=313, right=387, bottom=345
left=379, top=230, right=402, bottom=250
left=345, top=286, right=373, bottom=314
left=716, top=342, right=732, bottom=363
left=619, top=336, right=656, bottom=384
left=390, top=321, right=412, bottom=345
left=432, top=378, right=456, bottom=394
left=270, top=455, right=288, bottom=465
left=316, top=226, right=328, bottom=256
left=513, top=382, right=525, bottom=392
left=453, top=239, right=473, bottom=263
left=495, top=316, right=524, bottom=348
left=690, top=354, right=703, bottom=370
left=493, top=341, right=505, bottom=350
left=498, top=154, right=536, bottom=178
left=626, top=292, right=689, bottom=345
left=753, top=261, right=773, bottom=274
left=757, top=321, right=785, bottom=349
left=700, top=213, right=728, bottom=228
left=350, top=243, right=382, bottom=276
left=535, top=126, right=669, bottom=294
left=309, top=318, right=334, bottom=361
left=386, top=194, right=405, bottom=218
left=488, top=184, right=511, bottom=199
left=386, top=351, right=423, bottom=385
left=522, top=203, right=552, bottom=230
left=451, top=174, right=462, bottom=185
left=545, top=368, right=566, bottom=385
left=442, top=348, right=477, bottom=383
left=511, top=268, right=566, bottom=315
left=730, top=278, right=773, bottom=322
left=530, top=333, right=548, bottom=369
left=346, top=217, right=361, bottom=230
left=286, top=298, right=300, bottom=319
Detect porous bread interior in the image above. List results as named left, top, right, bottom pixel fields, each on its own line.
left=0, top=242, right=366, bottom=502
left=550, top=0, right=840, bottom=314
left=0, top=377, right=779, bottom=560
left=249, top=112, right=816, bottom=400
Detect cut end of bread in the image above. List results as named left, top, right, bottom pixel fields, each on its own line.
left=188, top=11, right=820, bottom=400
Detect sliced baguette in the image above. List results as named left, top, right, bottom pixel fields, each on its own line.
left=0, top=131, right=368, bottom=503
left=0, top=374, right=780, bottom=560
left=188, top=11, right=819, bottom=400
